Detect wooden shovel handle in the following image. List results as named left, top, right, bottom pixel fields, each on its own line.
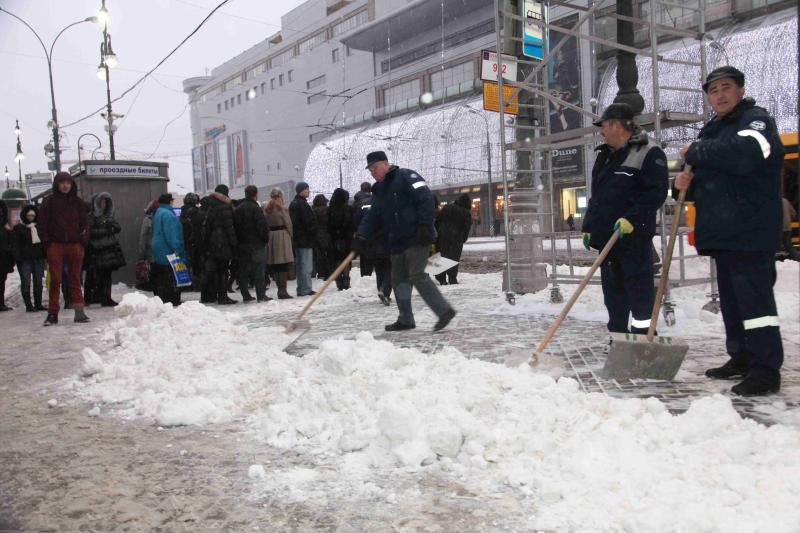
left=529, top=231, right=620, bottom=364
left=290, top=251, right=356, bottom=324
left=646, top=166, right=691, bottom=341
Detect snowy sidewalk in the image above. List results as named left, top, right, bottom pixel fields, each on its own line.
left=2, top=266, right=799, bottom=531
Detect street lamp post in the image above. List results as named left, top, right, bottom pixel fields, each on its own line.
left=96, top=1, right=118, bottom=160
left=0, top=7, right=98, bottom=171
left=14, top=119, right=24, bottom=188
left=466, top=107, right=494, bottom=236
left=3, top=166, right=9, bottom=189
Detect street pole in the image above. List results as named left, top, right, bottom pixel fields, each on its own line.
left=14, top=119, right=24, bottom=188
left=483, top=118, right=494, bottom=236
left=100, top=23, right=116, bottom=160
left=0, top=8, right=97, bottom=171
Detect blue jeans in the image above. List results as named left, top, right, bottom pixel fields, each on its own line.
left=18, top=259, right=45, bottom=300
left=295, top=248, right=313, bottom=296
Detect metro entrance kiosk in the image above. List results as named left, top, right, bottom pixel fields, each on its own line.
left=68, top=160, right=169, bottom=285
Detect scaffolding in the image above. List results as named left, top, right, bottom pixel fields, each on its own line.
left=493, top=0, right=718, bottom=321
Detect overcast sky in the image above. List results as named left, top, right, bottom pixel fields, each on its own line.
left=0, top=0, right=306, bottom=193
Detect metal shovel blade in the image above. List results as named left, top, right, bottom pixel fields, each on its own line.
left=602, top=332, right=689, bottom=381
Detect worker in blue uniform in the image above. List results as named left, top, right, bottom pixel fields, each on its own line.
left=675, top=66, right=785, bottom=396
left=582, top=103, right=668, bottom=335
left=354, top=151, right=456, bottom=332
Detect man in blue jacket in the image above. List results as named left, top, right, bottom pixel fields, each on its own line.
left=151, top=193, right=186, bottom=306
left=675, top=66, right=785, bottom=396
left=582, top=103, right=668, bottom=336
left=354, top=151, right=456, bottom=331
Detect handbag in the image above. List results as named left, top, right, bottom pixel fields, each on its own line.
left=135, top=260, right=150, bottom=284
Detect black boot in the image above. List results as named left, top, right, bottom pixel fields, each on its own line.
left=731, top=375, right=781, bottom=396
left=433, top=308, right=457, bottom=331
left=241, top=289, right=255, bottom=303
left=43, top=313, right=58, bottom=326
left=34, top=287, right=46, bottom=311
left=705, top=359, right=750, bottom=380
left=0, top=279, right=10, bottom=311
left=276, top=272, right=293, bottom=299
left=22, top=293, right=35, bottom=313
left=217, top=273, right=237, bottom=304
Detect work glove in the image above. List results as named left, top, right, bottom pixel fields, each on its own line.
left=613, top=218, right=634, bottom=239
left=351, top=235, right=367, bottom=256
left=582, top=233, right=591, bottom=251
left=417, top=225, right=435, bottom=246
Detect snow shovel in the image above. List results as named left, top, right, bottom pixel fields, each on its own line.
left=526, top=231, right=621, bottom=366
left=602, top=187, right=690, bottom=381
left=283, top=251, right=356, bottom=333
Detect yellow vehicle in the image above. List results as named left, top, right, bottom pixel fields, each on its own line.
left=780, top=132, right=799, bottom=249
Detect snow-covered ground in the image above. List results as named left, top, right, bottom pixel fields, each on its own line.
left=63, top=257, right=800, bottom=531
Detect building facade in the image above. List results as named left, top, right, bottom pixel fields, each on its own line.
left=186, top=0, right=797, bottom=234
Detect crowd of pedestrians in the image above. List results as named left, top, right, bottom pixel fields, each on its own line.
left=0, top=158, right=468, bottom=335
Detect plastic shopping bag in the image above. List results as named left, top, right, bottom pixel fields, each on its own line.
left=166, top=254, right=192, bottom=288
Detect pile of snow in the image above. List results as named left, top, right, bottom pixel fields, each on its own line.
left=71, top=292, right=295, bottom=427
left=72, top=292, right=800, bottom=530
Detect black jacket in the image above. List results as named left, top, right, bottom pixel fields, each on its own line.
left=12, top=205, right=45, bottom=263
left=87, top=193, right=126, bottom=271
left=0, top=201, right=13, bottom=274
left=582, top=131, right=668, bottom=249
left=357, top=166, right=435, bottom=253
left=289, top=194, right=317, bottom=249
left=180, top=204, right=198, bottom=255
left=683, top=98, right=784, bottom=253
left=327, top=188, right=354, bottom=254
left=234, top=197, right=269, bottom=255
left=203, top=192, right=238, bottom=260
left=313, top=205, right=331, bottom=249
left=435, top=194, right=472, bottom=261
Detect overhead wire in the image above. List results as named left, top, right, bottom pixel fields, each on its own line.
left=60, top=0, right=232, bottom=129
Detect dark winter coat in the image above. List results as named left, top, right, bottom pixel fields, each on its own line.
left=203, top=191, right=238, bottom=260
left=327, top=188, right=354, bottom=254
left=180, top=202, right=199, bottom=260
left=12, top=204, right=45, bottom=264
left=38, top=172, right=88, bottom=246
left=357, top=166, right=435, bottom=253
left=234, top=197, right=269, bottom=257
left=87, top=192, right=126, bottom=271
left=435, top=194, right=472, bottom=261
left=312, top=205, right=331, bottom=249
left=582, top=131, right=668, bottom=250
left=683, top=97, right=785, bottom=253
left=289, top=194, right=317, bottom=249
left=0, top=200, right=13, bottom=274
left=191, top=198, right=211, bottom=262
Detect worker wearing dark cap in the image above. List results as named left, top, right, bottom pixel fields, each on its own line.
left=582, top=102, right=668, bottom=336
left=674, top=66, right=785, bottom=396
left=353, top=151, right=456, bottom=332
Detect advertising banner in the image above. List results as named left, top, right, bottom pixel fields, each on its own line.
left=551, top=146, right=585, bottom=181
left=230, top=131, right=247, bottom=186
left=203, top=143, right=217, bottom=191
left=547, top=14, right=582, bottom=134
left=192, top=147, right=203, bottom=192
left=217, top=137, right=231, bottom=187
